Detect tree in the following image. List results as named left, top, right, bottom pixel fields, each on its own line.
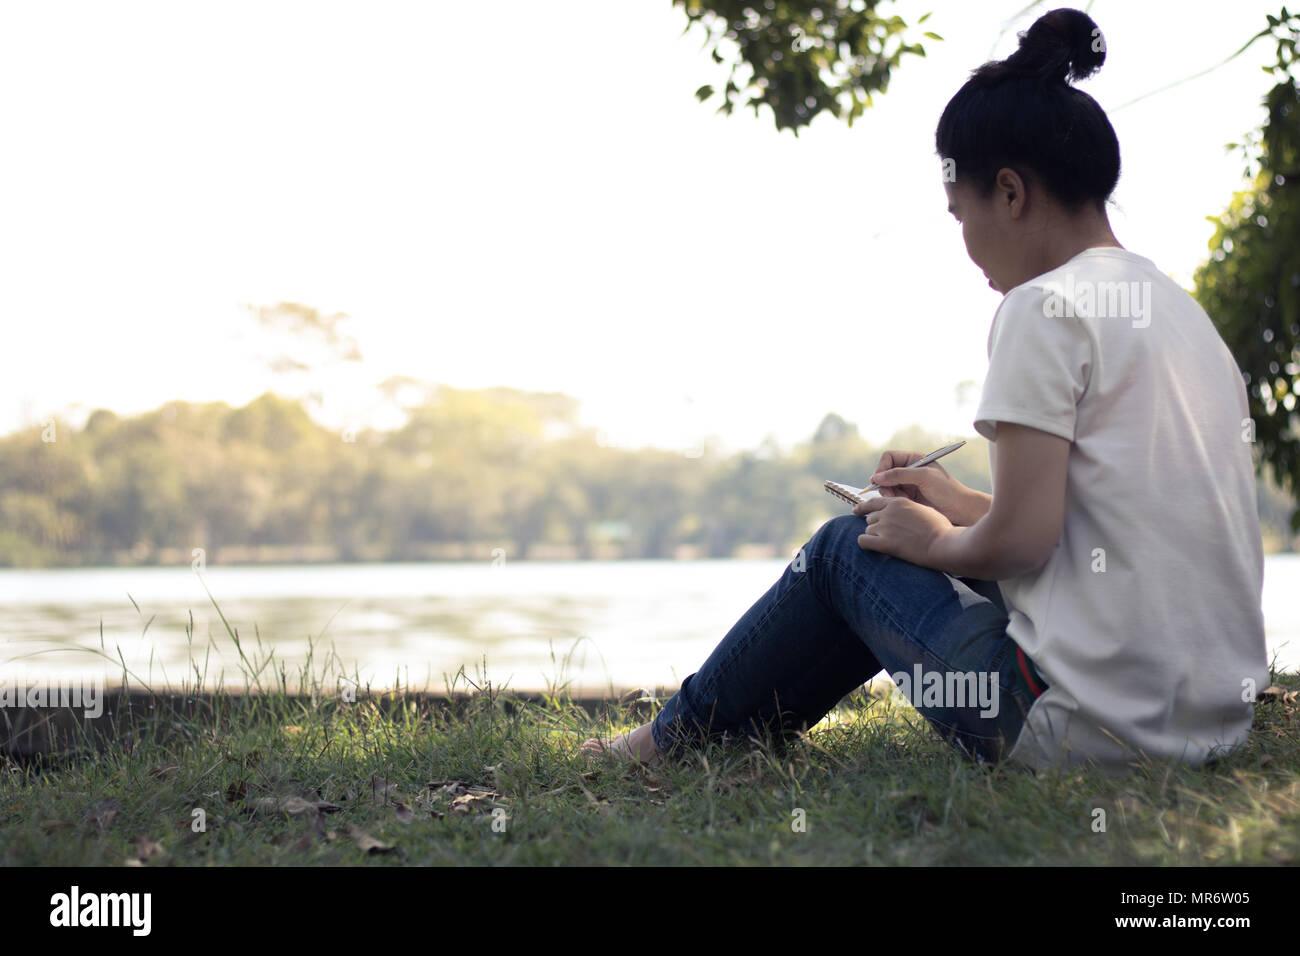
left=803, top=412, right=874, bottom=485
left=676, top=0, right=939, bottom=134
left=1195, top=9, right=1300, bottom=531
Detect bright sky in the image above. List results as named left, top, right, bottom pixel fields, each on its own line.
left=0, top=0, right=1285, bottom=454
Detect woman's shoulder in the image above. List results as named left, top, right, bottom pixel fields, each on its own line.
left=1016, top=246, right=1161, bottom=292
left=999, top=247, right=1193, bottom=329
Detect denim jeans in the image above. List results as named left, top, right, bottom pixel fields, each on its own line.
left=650, top=514, right=1048, bottom=765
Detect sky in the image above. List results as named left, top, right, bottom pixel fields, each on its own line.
left=0, top=0, right=1288, bottom=455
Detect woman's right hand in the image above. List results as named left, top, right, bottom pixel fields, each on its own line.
left=854, top=449, right=990, bottom=527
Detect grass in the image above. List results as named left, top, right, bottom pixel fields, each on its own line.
left=2, top=592, right=1298, bottom=866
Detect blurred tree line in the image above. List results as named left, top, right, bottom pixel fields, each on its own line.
left=3, top=390, right=996, bottom=567
left=10, top=7, right=1300, bottom=567
left=3, top=387, right=1296, bottom=568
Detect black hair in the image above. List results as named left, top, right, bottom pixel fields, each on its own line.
left=935, top=8, right=1120, bottom=210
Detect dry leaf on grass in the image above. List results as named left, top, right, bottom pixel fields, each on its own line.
left=250, top=796, right=312, bottom=816
left=420, top=780, right=505, bottom=817
left=248, top=795, right=338, bottom=817
left=84, top=797, right=122, bottom=827
left=449, top=793, right=486, bottom=814
left=426, top=780, right=468, bottom=796
left=127, top=836, right=165, bottom=864
left=347, top=825, right=396, bottom=855
left=1258, top=685, right=1299, bottom=705
left=449, top=788, right=504, bottom=814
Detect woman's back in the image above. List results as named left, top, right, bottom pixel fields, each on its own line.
left=974, top=246, right=1271, bottom=769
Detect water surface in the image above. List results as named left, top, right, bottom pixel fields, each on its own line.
left=1, top=555, right=1296, bottom=694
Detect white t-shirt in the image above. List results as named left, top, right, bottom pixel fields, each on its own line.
left=972, top=246, right=1270, bottom=771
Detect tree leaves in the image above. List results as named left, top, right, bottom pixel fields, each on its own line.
left=1195, top=13, right=1300, bottom=533
left=674, top=0, right=939, bottom=133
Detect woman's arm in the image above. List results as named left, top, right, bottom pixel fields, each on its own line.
left=949, top=488, right=992, bottom=527
left=857, top=422, right=1068, bottom=580
left=928, top=423, right=1069, bottom=579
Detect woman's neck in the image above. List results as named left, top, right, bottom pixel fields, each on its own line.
left=1027, top=206, right=1122, bottom=278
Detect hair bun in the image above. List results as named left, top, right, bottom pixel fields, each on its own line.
left=988, top=8, right=1105, bottom=85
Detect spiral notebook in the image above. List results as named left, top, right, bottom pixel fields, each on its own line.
left=824, top=480, right=882, bottom=508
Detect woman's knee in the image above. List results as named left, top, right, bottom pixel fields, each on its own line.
left=803, top=513, right=873, bottom=563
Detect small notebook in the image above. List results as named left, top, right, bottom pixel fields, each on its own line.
left=824, top=481, right=882, bottom=508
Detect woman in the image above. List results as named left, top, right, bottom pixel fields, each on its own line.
left=582, top=8, right=1271, bottom=772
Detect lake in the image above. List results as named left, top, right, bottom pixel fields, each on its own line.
left=2, top=555, right=1297, bottom=695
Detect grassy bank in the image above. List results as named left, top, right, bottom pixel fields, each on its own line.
left=3, top=661, right=1298, bottom=866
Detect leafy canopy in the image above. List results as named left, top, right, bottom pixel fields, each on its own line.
left=677, top=0, right=939, bottom=134
left=1195, top=8, right=1300, bottom=530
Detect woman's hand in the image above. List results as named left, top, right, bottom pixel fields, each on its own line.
left=854, top=495, right=956, bottom=568
left=863, top=449, right=990, bottom=527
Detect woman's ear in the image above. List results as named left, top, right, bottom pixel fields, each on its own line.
left=994, top=167, right=1027, bottom=220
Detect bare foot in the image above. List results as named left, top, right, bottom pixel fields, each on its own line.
left=581, top=721, right=662, bottom=765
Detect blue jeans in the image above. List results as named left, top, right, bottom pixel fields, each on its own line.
left=650, top=514, right=1048, bottom=764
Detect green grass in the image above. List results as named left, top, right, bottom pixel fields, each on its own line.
left=3, top=671, right=1298, bottom=865
left=2, top=590, right=1298, bottom=865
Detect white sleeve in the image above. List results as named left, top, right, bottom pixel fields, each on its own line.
left=974, top=285, right=1093, bottom=443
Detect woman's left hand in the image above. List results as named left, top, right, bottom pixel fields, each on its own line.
left=854, top=495, right=955, bottom=567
